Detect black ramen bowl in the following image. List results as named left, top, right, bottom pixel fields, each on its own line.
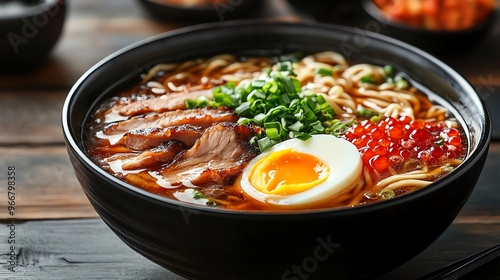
left=0, top=0, right=66, bottom=69
left=62, top=20, right=491, bottom=280
left=361, top=0, right=497, bottom=56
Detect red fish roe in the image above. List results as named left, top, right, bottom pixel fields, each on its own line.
left=343, top=116, right=466, bottom=173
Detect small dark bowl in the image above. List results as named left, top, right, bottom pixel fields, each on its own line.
left=62, top=20, right=491, bottom=280
left=0, top=0, right=66, bottom=69
left=286, top=0, right=363, bottom=24
left=362, top=0, right=497, bottom=55
left=138, top=0, right=263, bottom=23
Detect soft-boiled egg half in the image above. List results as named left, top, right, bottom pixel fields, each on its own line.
left=240, top=135, right=363, bottom=207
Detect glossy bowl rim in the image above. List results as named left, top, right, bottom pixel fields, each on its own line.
left=0, top=0, right=62, bottom=20
left=62, top=19, right=492, bottom=218
left=140, top=0, right=224, bottom=12
left=137, top=0, right=263, bottom=21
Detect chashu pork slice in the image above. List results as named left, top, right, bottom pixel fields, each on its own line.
left=118, top=88, right=213, bottom=116
left=160, top=122, right=261, bottom=188
left=103, top=108, right=238, bottom=135
left=121, top=140, right=186, bottom=170
left=116, top=124, right=204, bottom=151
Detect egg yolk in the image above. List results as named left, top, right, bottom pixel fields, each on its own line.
left=247, top=148, right=330, bottom=195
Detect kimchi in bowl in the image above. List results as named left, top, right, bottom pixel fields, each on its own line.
left=361, top=0, right=497, bottom=55
left=62, top=20, right=491, bottom=280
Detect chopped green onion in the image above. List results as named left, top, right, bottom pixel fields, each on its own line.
left=279, top=73, right=298, bottom=94
left=379, top=189, right=395, bottom=200
left=395, top=76, right=409, bottom=90
left=290, top=131, right=312, bottom=140
left=281, top=93, right=291, bottom=105
left=251, top=79, right=266, bottom=88
left=316, top=67, right=333, bottom=77
left=288, top=121, right=305, bottom=132
left=185, top=56, right=342, bottom=152
left=265, top=128, right=281, bottom=141
left=277, top=52, right=302, bottom=63
left=357, top=105, right=379, bottom=119
left=361, top=75, right=376, bottom=84
left=257, top=137, right=275, bottom=151
left=370, top=115, right=382, bottom=123
left=253, top=113, right=266, bottom=123
left=276, top=61, right=293, bottom=72
left=324, top=119, right=356, bottom=136
left=310, top=120, right=325, bottom=132
left=435, top=138, right=445, bottom=146
left=264, top=122, right=283, bottom=141
left=383, top=65, right=395, bottom=79
left=192, top=190, right=206, bottom=200
left=247, top=89, right=266, bottom=102
left=235, top=102, right=250, bottom=116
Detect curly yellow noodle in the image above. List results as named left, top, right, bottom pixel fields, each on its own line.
left=347, top=179, right=370, bottom=206
left=141, top=63, right=177, bottom=83
left=164, top=73, right=196, bottom=91
left=313, top=51, right=348, bottom=67
left=174, top=59, right=200, bottom=73
left=374, top=170, right=429, bottom=191
left=202, top=58, right=233, bottom=77
left=423, top=105, right=449, bottom=121
left=221, top=61, right=263, bottom=74
left=342, top=64, right=384, bottom=83
left=319, top=93, right=350, bottom=116
left=326, top=180, right=365, bottom=206
left=323, top=86, right=357, bottom=115
left=384, top=103, right=415, bottom=119
left=384, top=180, right=432, bottom=191
left=316, top=76, right=337, bottom=88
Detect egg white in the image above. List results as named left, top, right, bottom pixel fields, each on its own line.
left=240, top=135, right=363, bottom=207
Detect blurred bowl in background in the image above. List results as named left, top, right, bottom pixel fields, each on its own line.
left=362, top=0, right=497, bottom=55
left=285, top=0, right=363, bottom=25
left=0, top=0, right=66, bottom=69
left=138, top=0, right=264, bottom=23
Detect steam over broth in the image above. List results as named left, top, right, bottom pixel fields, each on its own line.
left=85, top=52, right=467, bottom=211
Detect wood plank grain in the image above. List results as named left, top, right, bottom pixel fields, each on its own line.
left=0, top=0, right=297, bottom=90
left=459, top=143, right=500, bottom=218
left=377, top=221, right=500, bottom=280
left=0, top=147, right=98, bottom=220
left=0, top=219, right=181, bottom=280
left=479, top=87, right=500, bottom=140
left=0, top=91, right=66, bottom=145
left=0, top=218, right=499, bottom=280
left=0, top=0, right=183, bottom=90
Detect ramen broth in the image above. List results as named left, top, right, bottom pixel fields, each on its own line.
left=85, top=52, right=467, bottom=211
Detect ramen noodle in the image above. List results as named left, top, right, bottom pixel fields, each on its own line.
left=85, top=51, right=467, bottom=211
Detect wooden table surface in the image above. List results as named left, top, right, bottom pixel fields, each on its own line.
left=1, top=0, right=500, bottom=279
